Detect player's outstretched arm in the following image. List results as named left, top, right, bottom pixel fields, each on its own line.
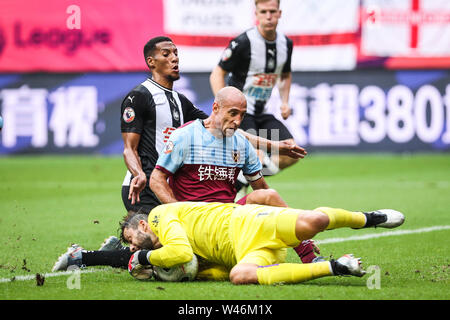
left=276, top=139, right=307, bottom=159
left=237, top=130, right=307, bottom=159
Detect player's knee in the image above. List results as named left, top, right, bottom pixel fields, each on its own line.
left=295, top=211, right=329, bottom=240
left=259, top=188, right=279, bottom=205
left=247, top=189, right=280, bottom=206
left=229, top=265, right=258, bottom=285
left=229, top=271, right=245, bottom=285
left=310, top=211, right=329, bottom=231
left=264, top=188, right=279, bottom=200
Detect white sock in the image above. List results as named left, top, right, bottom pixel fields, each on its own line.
left=237, top=171, right=248, bottom=185
left=262, top=154, right=280, bottom=175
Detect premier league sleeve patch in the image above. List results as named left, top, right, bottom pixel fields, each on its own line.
left=164, top=141, right=174, bottom=154
left=123, top=107, right=135, bottom=123
left=221, top=48, right=233, bottom=62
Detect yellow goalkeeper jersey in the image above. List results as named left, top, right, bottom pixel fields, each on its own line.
left=146, top=201, right=300, bottom=269
left=147, top=201, right=237, bottom=269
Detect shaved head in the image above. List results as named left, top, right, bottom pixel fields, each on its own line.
left=204, top=86, right=247, bottom=137
left=214, top=86, right=247, bottom=108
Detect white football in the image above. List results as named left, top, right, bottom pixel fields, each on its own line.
left=130, top=264, right=154, bottom=281
left=153, top=254, right=198, bottom=282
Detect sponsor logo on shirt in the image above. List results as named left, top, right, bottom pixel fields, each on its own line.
left=151, top=214, right=160, bottom=228
left=198, top=165, right=236, bottom=183
left=252, top=73, right=278, bottom=87
left=162, top=127, right=176, bottom=143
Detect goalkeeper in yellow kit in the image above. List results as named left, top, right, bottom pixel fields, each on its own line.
left=122, top=201, right=405, bottom=285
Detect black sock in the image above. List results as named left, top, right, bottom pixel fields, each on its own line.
left=363, top=211, right=387, bottom=228
left=330, top=259, right=348, bottom=276
left=81, top=248, right=132, bottom=269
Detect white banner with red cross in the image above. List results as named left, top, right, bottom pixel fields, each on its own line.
left=360, top=0, right=450, bottom=68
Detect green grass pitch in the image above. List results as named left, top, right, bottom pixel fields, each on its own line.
left=0, top=153, right=449, bottom=300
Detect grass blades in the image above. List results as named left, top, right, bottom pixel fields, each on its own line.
left=0, top=154, right=449, bottom=300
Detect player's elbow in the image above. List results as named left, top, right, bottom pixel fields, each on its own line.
left=177, top=247, right=194, bottom=265
left=122, top=148, right=131, bottom=160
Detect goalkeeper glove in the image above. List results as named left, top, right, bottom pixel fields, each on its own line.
left=128, top=250, right=152, bottom=276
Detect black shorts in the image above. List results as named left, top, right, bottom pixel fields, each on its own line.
left=239, top=113, right=293, bottom=141
left=121, top=185, right=160, bottom=213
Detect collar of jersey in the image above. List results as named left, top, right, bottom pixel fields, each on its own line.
left=253, top=26, right=278, bottom=44
left=146, top=78, right=174, bottom=93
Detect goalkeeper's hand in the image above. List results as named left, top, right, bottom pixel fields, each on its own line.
left=128, top=250, right=152, bottom=277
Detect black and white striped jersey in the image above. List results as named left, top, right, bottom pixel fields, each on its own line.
left=120, top=77, right=208, bottom=188
left=218, top=26, right=293, bottom=116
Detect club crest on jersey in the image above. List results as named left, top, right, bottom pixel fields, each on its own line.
left=173, top=109, right=180, bottom=121
left=231, top=150, right=240, bottom=163
left=123, top=107, right=135, bottom=123
left=164, top=141, right=174, bottom=154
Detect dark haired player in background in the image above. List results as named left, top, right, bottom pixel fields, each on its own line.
left=53, top=36, right=208, bottom=271
left=121, top=36, right=208, bottom=212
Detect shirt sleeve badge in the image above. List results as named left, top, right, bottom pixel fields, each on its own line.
left=123, top=107, right=135, bottom=123
left=164, top=141, right=174, bottom=154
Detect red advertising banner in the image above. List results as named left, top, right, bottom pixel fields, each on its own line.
left=0, top=0, right=164, bottom=72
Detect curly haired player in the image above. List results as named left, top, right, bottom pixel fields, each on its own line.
left=123, top=202, right=405, bottom=284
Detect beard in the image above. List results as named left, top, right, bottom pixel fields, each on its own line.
left=136, top=231, right=155, bottom=250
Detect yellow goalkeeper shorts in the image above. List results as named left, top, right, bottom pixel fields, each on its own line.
left=230, top=204, right=301, bottom=266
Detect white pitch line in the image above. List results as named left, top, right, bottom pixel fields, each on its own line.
left=0, top=268, right=109, bottom=284
left=1, top=226, right=449, bottom=284
left=316, top=225, right=450, bottom=245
